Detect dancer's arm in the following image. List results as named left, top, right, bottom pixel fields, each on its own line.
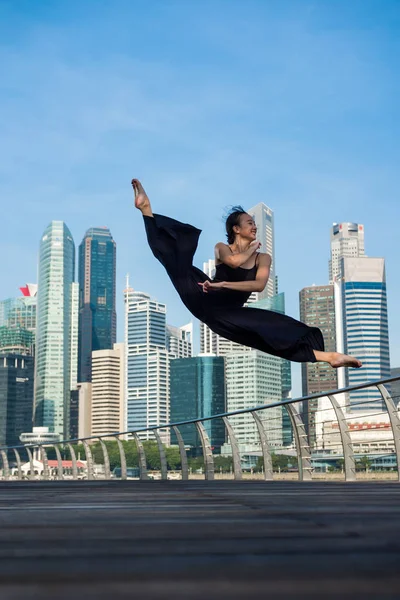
left=214, top=241, right=260, bottom=268
left=199, top=254, right=271, bottom=294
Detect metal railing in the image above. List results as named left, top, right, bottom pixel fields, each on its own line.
left=1, top=375, right=400, bottom=483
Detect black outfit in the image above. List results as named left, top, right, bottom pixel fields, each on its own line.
left=144, top=213, right=324, bottom=363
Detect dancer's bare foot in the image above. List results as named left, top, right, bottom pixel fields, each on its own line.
left=330, top=352, right=362, bottom=369
left=131, top=179, right=153, bottom=216
left=313, top=350, right=362, bottom=368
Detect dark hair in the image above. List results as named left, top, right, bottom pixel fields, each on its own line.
left=225, top=205, right=247, bottom=245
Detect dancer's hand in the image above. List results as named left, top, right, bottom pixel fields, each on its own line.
left=249, top=240, right=261, bottom=253
left=198, top=280, right=225, bottom=293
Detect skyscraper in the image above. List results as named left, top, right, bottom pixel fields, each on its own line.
left=338, top=257, right=390, bottom=411
left=124, top=287, right=169, bottom=442
left=0, top=354, right=34, bottom=448
left=34, top=221, right=76, bottom=437
left=170, top=356, right=225, bottom=454
left=91, top=342, right=125, bottom=436
left=78, top=227, right=116, bottom=383
left=247, top=202, right=277, bottom=298
left=223, top=349, right=283, bottom=454
left=166, top=323, right=193, bottom=359
left=329, top=222, right=365, bottom=283
left=299, top=285, right=338, bottom=446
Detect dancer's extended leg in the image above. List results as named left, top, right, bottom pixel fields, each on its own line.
left=313, top=350, right=362, bottom=369
left=132, top=179, right=153, bottom=217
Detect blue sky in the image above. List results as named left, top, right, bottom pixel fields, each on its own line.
left=1, top=0, right=399, bottom=396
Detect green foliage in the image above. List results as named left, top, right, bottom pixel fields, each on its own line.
left=356, top=455, right=372, bottom=471
left=255, top=453, right=298, bottom=473
left=58, top=439, right=183, bottom=471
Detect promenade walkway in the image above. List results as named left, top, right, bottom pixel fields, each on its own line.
left=0, top=480, right=399, bottom=598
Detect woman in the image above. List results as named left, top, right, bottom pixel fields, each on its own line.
left=132, top=178, right=362, bottom=369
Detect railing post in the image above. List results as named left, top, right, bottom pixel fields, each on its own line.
left=0, top=450, right=10, bottom=481
left=285, top=404, right=313, bottom=481
left=39, top=446, right=50, bottom=480
left=172, top=426, right=189, bottom=480
left=115, top=437, right=127, bottom=480
left=67, top=443, right=78, bottom=480
left=377, top=384, right=400, bottom=482
left=251, top=411, right=273, bottom=481
left=153, top=431, right=168, bottom=481
left=13, top=449, right=22, bottom=480
left=53, top=445, right=63, bottom=480
left=133, top=434, right=148, bottom=481
left=327, top=394, right=356, bottom=481
left=82, top=440, right=95, bottom=480
left=26, top=447, right=35, bottom=480
left=222, top=417, right=242, bottom=480
left=195, top=422, right=214, bottom=480
left=98, top=439, right=111, bottom=480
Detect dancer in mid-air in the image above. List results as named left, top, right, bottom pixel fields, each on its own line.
left=132, top=179, right=362, bottom=369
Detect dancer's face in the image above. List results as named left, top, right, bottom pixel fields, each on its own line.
left=235, top=214, right=257, bottom=242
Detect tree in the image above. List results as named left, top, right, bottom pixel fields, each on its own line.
left=357, top=455, right=372, bottom=472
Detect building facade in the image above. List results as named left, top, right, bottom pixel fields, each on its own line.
left=170, top=356, right=225, bottom=453
left=0, top=354, right=34, bottom=448
left=329, top=222, right=365, bottom=283
left=299, top=285, right=338, bottom=446
left=166, top=323, right=193, bottom=359
left=247, top=202, right=277, bottom=299
left=125, top=287, right=169, bottom=442
left=338, top=257, right=390, bottom=412
left=34, top=221, right=76, bottom=437
left=91, top=342, right=125, bottom=436
left=78, top=227, right=117, bottom=383
left=0, top=326, right=34, bottom=356
left=223, top=349, right=283, bottom=454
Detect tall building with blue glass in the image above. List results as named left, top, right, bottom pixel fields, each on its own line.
left=170, top=356, right=225, bottom=454
left=338, top=257, right=390, bottom=411
left=78, top=227, right=116, bottom=383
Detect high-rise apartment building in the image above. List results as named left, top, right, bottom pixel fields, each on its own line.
left=170, top=356, right=225, bottom=453
left=124, top=287, right=169, bottom=442
left=78, top=227, right=116, bottom=383
left=299, top=285, right=338, bottom=446
left=329, top=222, right=365, bottom=283
left=91, top=342, right=125, bottom=436
left=34, top=221, right=76, bottom=437
left=0, top=354, right=34, bottom=448
left=338, top=257, right=390, bottom=411
left=166, top=323, right=193, bottom=359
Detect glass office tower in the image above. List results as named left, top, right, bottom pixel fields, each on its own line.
left=78, top=227, right=116, bottom=383
left=34, top=221, right=76, bottom=437
left=170, top=356, right=226, bottom=454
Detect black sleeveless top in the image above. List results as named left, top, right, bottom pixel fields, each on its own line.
left=212, top=252, right=260, bottom=308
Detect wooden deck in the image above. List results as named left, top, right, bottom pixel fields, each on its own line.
left=0, top=480, right=399, bottom=599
